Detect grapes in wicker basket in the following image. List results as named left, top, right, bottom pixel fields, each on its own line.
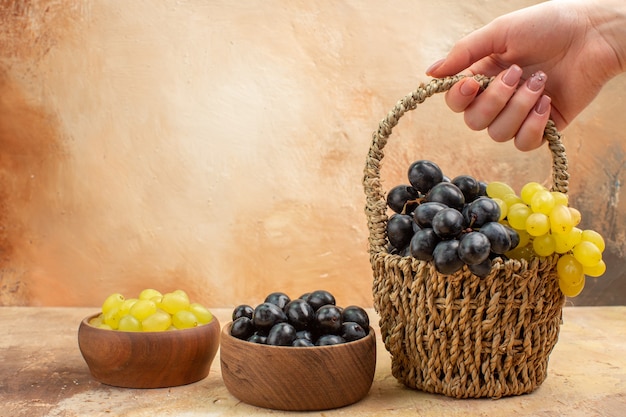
left=386, top=159, right=517, bottom=278
left=486, top=180, right=606, bottom=297
left=385, top=160, right=607, bottom=297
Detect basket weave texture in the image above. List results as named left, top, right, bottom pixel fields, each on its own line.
left=363, top=75, right=569, bottom=399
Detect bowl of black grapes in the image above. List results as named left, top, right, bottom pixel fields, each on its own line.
left=219, top=290, right=376, bottom=411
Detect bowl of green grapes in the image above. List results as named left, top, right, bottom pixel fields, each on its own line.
left=78, top=288, right=220, bottom=388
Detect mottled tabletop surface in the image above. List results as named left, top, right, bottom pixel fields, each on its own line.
left=1, top=306, right=625, bottom=417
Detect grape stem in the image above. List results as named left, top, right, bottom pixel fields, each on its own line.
left=402, top=197, right=426, bottom=214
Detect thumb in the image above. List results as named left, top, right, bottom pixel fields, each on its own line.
left=426, top=22, right=506, bottom=77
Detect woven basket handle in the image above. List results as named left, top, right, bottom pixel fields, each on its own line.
left=363, top=74, right=569, bottom=256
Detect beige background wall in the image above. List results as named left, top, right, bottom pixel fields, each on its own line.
left=1, top=0, right=624, bottom=308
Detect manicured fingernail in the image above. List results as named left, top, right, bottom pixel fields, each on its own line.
left=534, top=95, right=551, bottom=115
left=502, top=64, right=523, bottom=87
left=426, top=58, right=446, bottom=75
left=460, top=78, right=479, bottom=96
left=527, top=71, right=547, bottom=92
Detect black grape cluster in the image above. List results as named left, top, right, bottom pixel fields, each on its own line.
left=386, top=160, right=520, bottom=277
left=230, top=290, right=370, bottom=346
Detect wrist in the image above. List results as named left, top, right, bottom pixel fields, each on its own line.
left=583, top=0, right=626, bottom=75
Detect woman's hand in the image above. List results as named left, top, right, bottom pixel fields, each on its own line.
left=426, top=0, right=626, bottom=151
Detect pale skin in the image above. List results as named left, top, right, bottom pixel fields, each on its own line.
left=426, top=0, right=626, bottom=151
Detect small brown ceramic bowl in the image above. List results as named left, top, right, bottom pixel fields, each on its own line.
left=220, top=322, right=376, bottom=411
left=78, top=313, right=220, bottom=388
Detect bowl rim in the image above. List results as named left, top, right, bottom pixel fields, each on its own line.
left=80, top=311, right=220, bottom=335
left=220, top=320, right=375, bottom=350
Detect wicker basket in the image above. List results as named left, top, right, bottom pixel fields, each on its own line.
left=363, top=75, right=569, bottom=399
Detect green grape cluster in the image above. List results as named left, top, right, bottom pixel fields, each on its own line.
left=89, top=288, right=214, bottom=332
left=487, top=181, right=606, bottom=297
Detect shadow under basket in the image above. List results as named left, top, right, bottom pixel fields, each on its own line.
left=362, top=75, right=569, bottom=399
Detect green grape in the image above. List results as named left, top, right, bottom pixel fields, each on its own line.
left=583, top=260, right=606, bottom=278
left=172, top=310, right=198, bottom=329
left=89, top=314, right=104, bottom=327
left=118, top=314, right=143, bottom=332
left=492, top=198, right=507, bottom=221
left=581, top=229, right=605, bottom=252
left=139, top=288, right=163, bottom=301
left=502, top=193, right=523, bottom=208
left=533, top=234, right=556, bottom=257
left=572, top=241, right=603, bottom=267
left=557, top=254, right=584, bottom=278
left=515, top=228, right=531, bottom=248
left=530, top=189, right=555, bottom=214
left=103, top=307, right=121, bottom=330
left=142, top=309, right=172, bottom=332
left=102, top=293, right=125, bottom=315
left=549, top=204, right=573, bottom=235
left=486, top=181, right=515, bottom=200
left=129, top=299, right=157, bottom=321
left=520, top=182, right=545, bottom=205
left=559, top=274, right=585, bottom=297
left=557, top=253, right=586, bottom=297
left=551, top=191, right=569, bottom=206
left=161, top=291, right=191, bottom=315
left=507, top=203, right=532, bottom=230
left=526, top=212, right=551, bottom=237
left=506, top=243, right=534, bottom=261
left=118, top=298, right=139, bottom=317
left=554, top=227, right=583, bottom=254
left=173, top=289, right=190, bottom=303
left=569, top=207, right=581, bottom=226
left=188, top=303, right=214, bottom=324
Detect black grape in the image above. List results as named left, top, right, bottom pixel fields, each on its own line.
left=408, top=160, right=444, bottom=193
left=284, top=299, right=315, bottom=330
left=463, top=196, right=501, bottom=228
left=231, top=317, right=255, bottom=340
left=306, top=290, right=336, bottom=311
left=452, top=175, right=481, bottom=202
left=340, top=322, right=367, bottom=342
left=232, top=304, right=254, bottom=321
left=264, top=292, right=291, bottom=310
left=477, top=181, right=488, bottom=197
left=341, top=306, right=370, bottom=332
left=458, top=231, right=491, bottom=265
left=479, top=222, right=513, bottom=254
left=409, top=228, right=440, bottom=260
left=413, top=201, right=448, bottom=229
left=433, top=240, right=464, bottom=274
left=253, top=302, right=288, bottom=331
left=386, top=214, right=414, bottom=250
left=431, top=208, right=466, bottom=239
left=468, top=257, right=493, bottom=278
left=506, top=226, right=521, bottom=250
left=425, top=182, right=465, bottom=211
left=386, top=185, right=421, bottom=214
left=266, top=322, right=297, bottom=346
left=316, top=305, right=343, bottom=335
